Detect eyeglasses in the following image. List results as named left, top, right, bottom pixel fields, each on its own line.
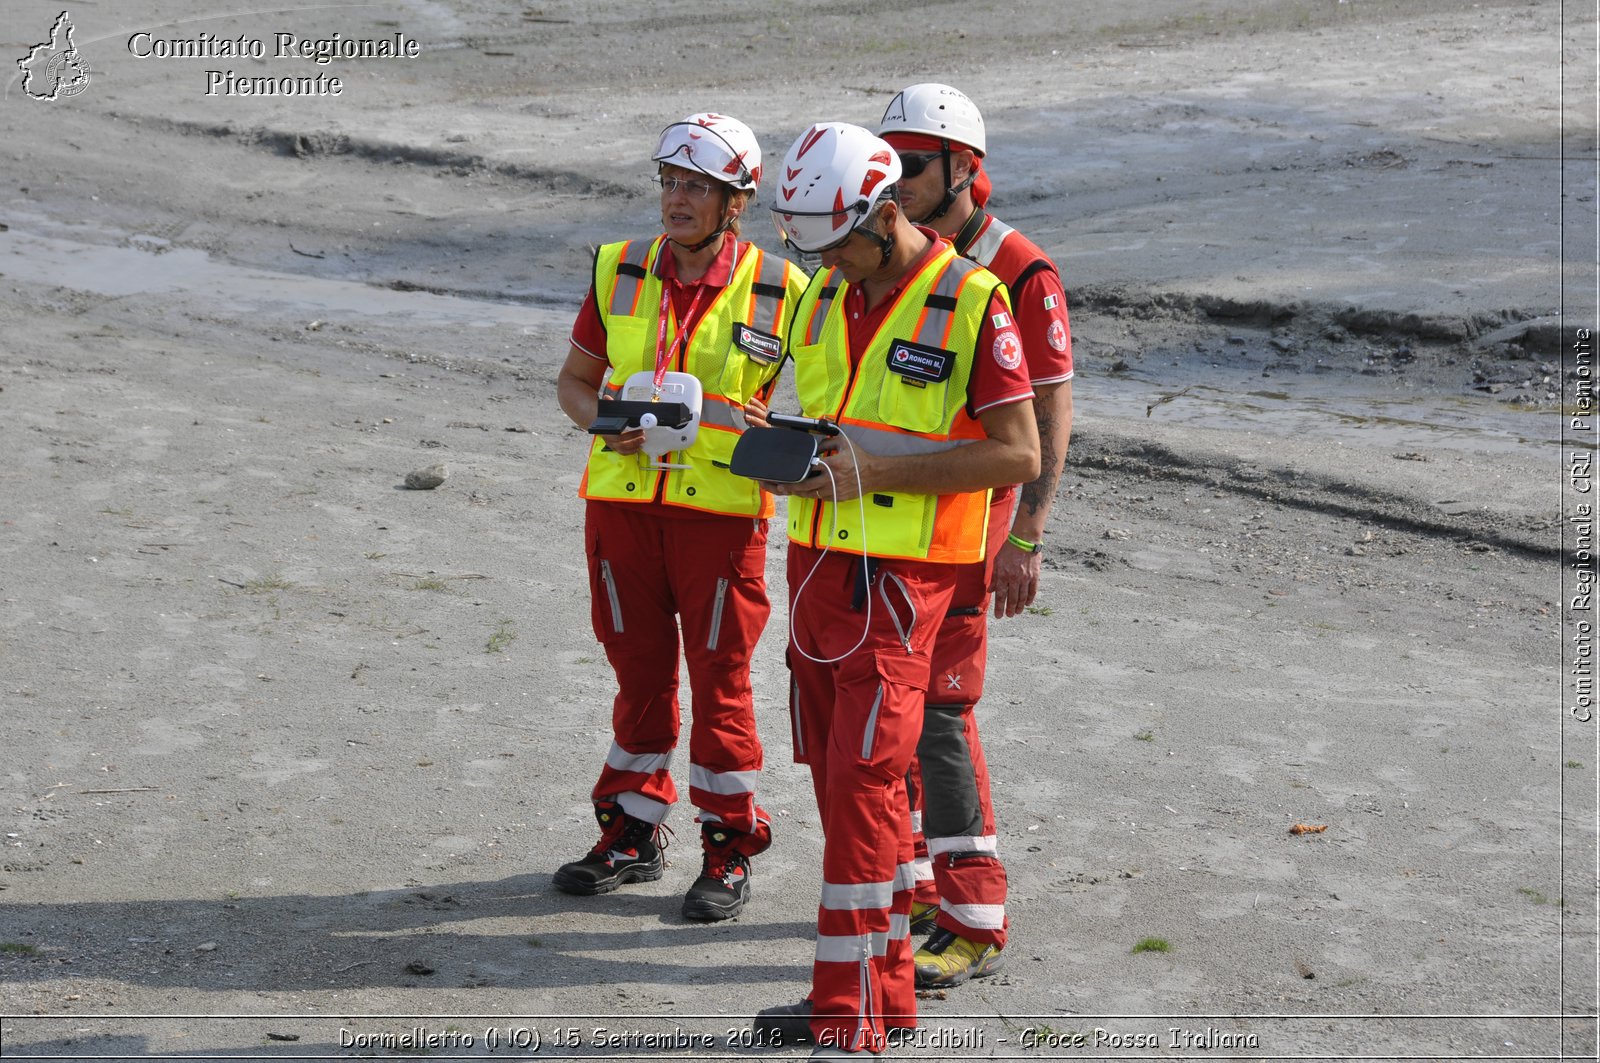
left=895, top=151, right=943, bottom=179
left=654, top=174, right=718, bottom=200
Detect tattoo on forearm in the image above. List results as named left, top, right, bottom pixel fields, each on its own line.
left=1021, top=401, right=1066, bottom=521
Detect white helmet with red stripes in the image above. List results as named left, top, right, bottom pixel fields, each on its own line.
left=770, top=123, right=901, bottom=253
left=652, top=112, right=762, bottom=191
left=877, top=83, right=986, bottom=156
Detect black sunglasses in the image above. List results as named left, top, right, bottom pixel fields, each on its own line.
left=896, top=151, right=943, bottom=179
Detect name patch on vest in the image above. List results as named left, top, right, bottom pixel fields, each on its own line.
left=733, top=323, right=783, bottom=365
left=886, top=339, right=955, bottom=384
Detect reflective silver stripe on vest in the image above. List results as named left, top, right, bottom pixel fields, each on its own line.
left=699, top=400, right=742, bottom=430
left=807, top=254, right=972, bottom=367
left=609, top=241, right=788, bottom=339
left=802, top=272, right=838, bottom=346
left=965, top=215, right=1014, bottom=269
left=915, top=254, right=978, bottom=344
left=747, top=249, right=791, bottom=335
left=605, top=240, right=654, bottom=317
left=840, top=422, right=971, bottom=457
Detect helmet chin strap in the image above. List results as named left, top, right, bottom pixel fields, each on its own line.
left=856, top=204, right=896, bottom=267
left=667, top=187, right=737, bottom=254
left=860, top=225, right=895, bottom=267
left=910, top=141, right=975, bottom=225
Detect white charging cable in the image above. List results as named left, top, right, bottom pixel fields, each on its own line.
left=789, top=431, right=874, bottom=665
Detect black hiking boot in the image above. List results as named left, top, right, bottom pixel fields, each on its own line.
left=681, top=824, right=751, bottom=920
left=552, top=802, right=665, bottom=896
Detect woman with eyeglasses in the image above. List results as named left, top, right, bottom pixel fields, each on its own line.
left=554, top=113, right=808, bottom=921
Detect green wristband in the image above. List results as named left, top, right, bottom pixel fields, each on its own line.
left=1007, top=532, right=1039, bottom=553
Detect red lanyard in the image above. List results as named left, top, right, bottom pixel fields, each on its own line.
left=652, top=279, right=710, bottom=397
left=651, top=238, right=738, bottom=396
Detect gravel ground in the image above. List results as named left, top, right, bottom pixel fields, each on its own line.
left=0, top=1, right=1595, bottom=1060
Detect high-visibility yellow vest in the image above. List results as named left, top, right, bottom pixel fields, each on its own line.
left=580, top=235, right=806, bottom=517
left=786, top=243, right=1005, bottom=564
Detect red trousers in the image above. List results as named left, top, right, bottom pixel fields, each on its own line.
left=786, top=545, right=957, bottom=1053
left=906, top=489, right=1010, bottom=948
left=584, top=501, right=772, bottom=856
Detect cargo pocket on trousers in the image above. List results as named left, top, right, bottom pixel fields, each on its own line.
left=857, top=649, right=930, bottom=775
left=584, top=523, right=625, bottom=643
left=785, top=645, right=809, bottom=765
left=707, top=527, right=768, bottom=653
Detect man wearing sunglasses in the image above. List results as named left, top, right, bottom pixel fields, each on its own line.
left=756, top=121, right=1038, bottom=1057
left=875, top=83, right=1076, bottom=991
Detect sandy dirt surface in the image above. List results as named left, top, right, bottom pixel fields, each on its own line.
left=0, top=0, right=1596, bottom=1059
